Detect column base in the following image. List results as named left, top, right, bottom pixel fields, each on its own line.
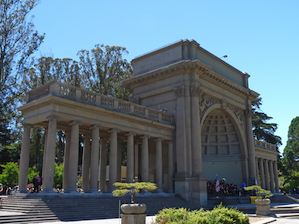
left=64, top=188, right=80, bottom=194
left=87, top=189, right=100, bottom=193
left=156, top=189, right=164, bottom=193
left=174, top=176, right=208, bottom=205
left=42, top=188, right=57, bottom=193
left=19, top=188, right=27, bottom=193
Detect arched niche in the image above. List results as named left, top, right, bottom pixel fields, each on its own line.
left=200, top=106, right=248, bottom=185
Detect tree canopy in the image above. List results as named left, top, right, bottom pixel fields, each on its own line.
left=251, top=97, right=282, bottom=148
left=0, top=0, right=44, bottom=148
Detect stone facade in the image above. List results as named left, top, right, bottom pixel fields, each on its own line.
left=18, top=39, right=279, bottom=204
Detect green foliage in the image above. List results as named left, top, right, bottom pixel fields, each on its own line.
left=251, top=97, right=282, bottom=148
left=27, top=167, right=39, bottom=184
left=113, top=182, right=157, bottom=203
left=282, top=117, right=299, bottom=173
left=245, top=185, right=273, bottom=199
left=0, top=0, right=44, bottom=149
left=155, top=204, right=249, bottom=224
left=77, top=44, right=133, bottom=101
left=53, top=162, right=64, bottom=187
left=0, top=142, right=21, bottom=171
left=0, top=162, right=19, bottom=186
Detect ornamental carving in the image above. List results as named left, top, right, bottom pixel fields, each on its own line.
left=199, top=94, right=244, bottom=127
left=174, top=85, right=185, bottom=98
left=190, top=84, right=201, bottom=97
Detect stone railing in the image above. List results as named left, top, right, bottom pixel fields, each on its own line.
left=254, top=139, right=277, bottom=152
left=26, top=82, right=174, bottom=125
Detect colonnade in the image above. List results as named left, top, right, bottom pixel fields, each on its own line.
left=18, top=116, right=174, bottom=194
left=255, top=157, right=279, bottom=192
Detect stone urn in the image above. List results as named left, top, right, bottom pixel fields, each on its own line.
left=255, top=198, right=271, bottom=215
left=121, top=203, right=147, bottom=214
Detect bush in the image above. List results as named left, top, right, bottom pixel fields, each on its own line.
left=155, top=204, right=249, bottom=224
left=0, top=162, right=19, bottom=186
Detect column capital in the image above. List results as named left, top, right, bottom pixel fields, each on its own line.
left=101, top=137, right=109, bottom=141
left=90, top=123, right=102, bottom=130
left=125, top=131, right=136, bottom=137
left=140, top=134, right=150, bottom=140
left=69, top=120, right=82, bottom=126
left=190, top=83, right=201, bottom=97
left=174, top=85, right=185, bottom=98
left=23, top=123, right=34, bottom=129
left=166, top=140, right=174, bottom=144
left=154, top=137, right=164, bottom=142
left=46, top=115, right=60, bottom=122
left=109, top=128, right=120, bottom=133
left=82, top=133, right=91, bottom=138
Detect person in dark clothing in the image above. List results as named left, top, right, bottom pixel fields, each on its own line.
left=33, top=175, right=39, bottom=193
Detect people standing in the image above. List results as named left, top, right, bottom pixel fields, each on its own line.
left=33, top=175, right=39, bottom=193
left=38, top=174, right=42, bottom=192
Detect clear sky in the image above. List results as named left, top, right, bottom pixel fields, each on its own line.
left=30, top=0, right=299, bottom=153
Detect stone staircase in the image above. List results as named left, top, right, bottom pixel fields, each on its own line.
left=0, top=194, right=201, bottom=223
left=1, top=194, right=298, bottom=223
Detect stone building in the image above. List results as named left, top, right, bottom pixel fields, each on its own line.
left=18, top=39, right=279, bottom=204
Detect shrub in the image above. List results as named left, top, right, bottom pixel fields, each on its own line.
left=155, top=204, right=249, bottom=224
left=113, top=182, right=157, bottom=203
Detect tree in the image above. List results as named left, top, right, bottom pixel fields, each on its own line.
left=78, top=44, right=133, bottom=100
left=53, top=162, right=63, bottom=188
left=251, top=97, right=282, bottom=148
left=0, top=0, right=45, bottom=148
left=281, top=117, right=299, bottom=176
left=0, top=162, right=19, bottom=186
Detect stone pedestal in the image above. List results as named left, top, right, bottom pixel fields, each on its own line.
left=255, top=199, right=271, bottom=216
left=121, top=214, right=146, bottom=224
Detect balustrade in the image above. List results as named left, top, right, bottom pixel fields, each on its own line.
left=26, top=82, right=174, bottom=125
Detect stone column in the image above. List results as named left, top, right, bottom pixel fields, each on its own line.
left=99, top=138, right=108, bottom=192
left=269, top=160, right=275, bottom=192
left=117, top=140, right=122, bottom=182
left=259, top=158, right=265, bottom=189
left=174, top=85, right=187, bottom=177
left=126, top=131, right=136, bottom=183
left=245, top=104, right=256, bottom=184
left=141, top=135, right=150, bottom=182
left=134, top=144, right=139, bottom=181
left=89, top=124, right=101, bottom=193
left=42, top=128, right=48, bottom=183
left=63, top=132, right=71, bottom=190
left=167, top=140, right=174, bottom=193
left=255, top=157, right=259, bottom=184
left=273, top=161, right=279, bottom=192
left=19, top=123, right=33, bottom=193
left=82, top=134, right=91, bottom=192
left=109, top=128, right=120, bottom=190
left=65, top=120, right=81, bottom=193
left=43, top=116, right=59, bottom=193
left=264, top=159, right=270, bottom=190
left=190, top=84, right=202, bottom=176
left=155, top=137, right=164, bottom=192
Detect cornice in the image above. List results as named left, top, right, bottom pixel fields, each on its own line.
left=123, top=60, right=259, bottom=100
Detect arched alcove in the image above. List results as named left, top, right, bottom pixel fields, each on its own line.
left=201, top=109, right=243, bottom=184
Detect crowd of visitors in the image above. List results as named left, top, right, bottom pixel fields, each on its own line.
left=207, top=178, right=247, bottom=196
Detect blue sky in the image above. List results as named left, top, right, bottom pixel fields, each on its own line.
left=30, top=0, right=299, bottom=153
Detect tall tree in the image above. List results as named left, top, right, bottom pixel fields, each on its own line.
left=0, top=0, right=45, bottom=147
left=251, top=97, right=282, bottom=148
left=282, top=117, right=299, bottom=173
left=77, top=44, right=132, bottom=100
